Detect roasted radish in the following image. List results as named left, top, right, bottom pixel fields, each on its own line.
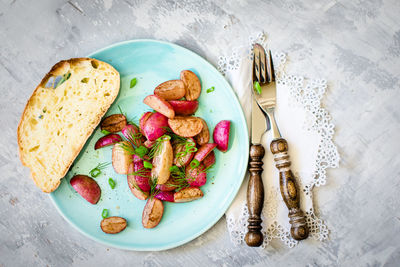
left=143, top=94, right=175, bottom=119
left=180, top=70, right=201, bottom=101
left=186, top=164, right=207, bottom=187
left=154, top=80, right=186, bottom=100
left=168, top=116, right=203, bottom=137
left=112, top=141, right=132, bottom=174
left=70, top=175, right=101, bottom=204
left=142, top=198, right=164, bottom=228
left=174, top=187, right=204, bottom=203
left=168, top=100, right=199, bottom=115
left=213, top=120, right=231, bottom=152
left=95, top=134, right=122, bottom=150
left=155, top=191, right=175, bottom=202
left=151, top=138, right=173, bottom=184
left=101, top=217, right=127, bottom=234
left=194, top=118, right=210, bottom=145
left=142, top=112, right=169, bottom=141
left=101, top=114, right=127, bottom=133
left=193, top=143, right=217, bottom=162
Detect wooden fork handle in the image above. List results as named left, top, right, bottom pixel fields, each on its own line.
left=270, top=138, right=309, bottom=240
left=245, top=144, right=265, bottom=247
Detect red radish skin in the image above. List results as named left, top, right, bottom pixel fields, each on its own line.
left=143, top=95, right=175, bottom=119
left=194, top=143, right=217, bottom=162
left=186, top=164, right=207, bottom=187
left=94, top=134, right=122, bottom=150
left=70, top=175, right=101, bottom=204
left=127, top=163, right=149, bottom=200
left=142, top=198, right=164, bottom=228
left=133, top=160, right=151, bottom=191
left=139, top=112, right=153, bottom=134
left=142, top=112, right=169, bottom=141
left=168, top=100, right=199, bottom=115
left=203, top=151, right=216, bottom=168
left=155, top=191, right=175, bottom=202
left=156, top=177, right=179, bottom=191
left=213, top=120, right=231, bottom=152
left=121, top=124, right=142, bottom=147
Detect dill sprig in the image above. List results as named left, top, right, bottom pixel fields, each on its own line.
left=124, top=126, right=143, bottom=148
left=168, top=165, right=190, bottom=192
left=89, top=162, right=111, bottom=178
left=148, top=135, right=171, bottom=159
left=120, top=142, right=136, bottom=155
left=162, top=126, right=187, bottom=143
left=149, top=176, right=160, bottom=199
left=127, top=166, right=150, bottom=178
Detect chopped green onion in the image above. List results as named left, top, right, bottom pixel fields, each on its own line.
left=253, top=81, right=262, bottom=95
left=190, top=159, right=200, bottom=169
left=90, top=168, right=101, bottom=178
left=135, top=145, right=148, bottom=158
left=102, top=209, right=109, bottom=219
left=170, top=165, right=180, bottom=172
left=108, top=178, right=116, bottom=189
left=206, top=86, right=215, bottom=93
left=130, top=78, right=137, bottom=88
left=101, top=129, right=110, bottom=135
left=143, top=161, right=153, bottom=169
left=157, top=135, right=171, bottom=142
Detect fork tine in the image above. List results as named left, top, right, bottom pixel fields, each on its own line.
left=259, top=46, right=267, bottom=83
left=266, top=50, right=275, bottom=82
left=253, top=44, right=261, bottom=83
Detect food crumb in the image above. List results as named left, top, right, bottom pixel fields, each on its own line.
left=116, top=206, right=120, bottom=210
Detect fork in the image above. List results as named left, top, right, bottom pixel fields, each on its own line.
left=252, top=44, right=309, bottom=240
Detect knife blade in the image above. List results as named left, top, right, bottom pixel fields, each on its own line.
left=251, top=95, right=267, bottom=144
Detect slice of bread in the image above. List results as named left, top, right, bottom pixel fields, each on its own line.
left=17, top=58, right=120, bottom=192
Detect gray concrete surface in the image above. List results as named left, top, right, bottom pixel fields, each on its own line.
left=1, top=0, right=400, bottom=266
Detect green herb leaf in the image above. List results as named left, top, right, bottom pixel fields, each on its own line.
left=135, top=145, right=148, bottom=158
left=253, top=81, right=262, bottom=95
left=101, top=129, right=110, bottom=135
left=190, top=159, right=200, bottom=169
left=102, top=209, right=109, bottom=219
left=130, top=78, right=137, bottom=88
left=169, top=165, right=180, bottom=172
left=143, top=161, right=153, bottom=169
left=90, top=168, right=101, bottom=178
left=108, top=178, right=116, bottom=189
left=90, top=162, right=110, bottom=178
left=206, top=86, right=215, bottom=93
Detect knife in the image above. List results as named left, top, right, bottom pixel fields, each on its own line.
left=244, top=96, right=268, bottom=247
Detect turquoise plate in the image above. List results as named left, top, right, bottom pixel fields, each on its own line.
left=50, top=39, right=249, bottom=251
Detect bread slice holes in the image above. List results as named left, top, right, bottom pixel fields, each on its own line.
left=29, top=145, right=40, bottom=152
left=81, top=77, right=89, bottom=83
left=104, top=92, right=110, bottom=97
left=103, top=79, right=107, bottom=82
left=91, top=60, right=99, bottom=69
left=59, top=106, right=63, bottom=111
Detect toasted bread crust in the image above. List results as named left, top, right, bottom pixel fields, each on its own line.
left=17, top=58, right=120, bottom=192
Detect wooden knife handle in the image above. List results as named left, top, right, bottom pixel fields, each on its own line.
left=245, top=144, right=265, bottom=247
left=270, top=138, right=309, bottom=240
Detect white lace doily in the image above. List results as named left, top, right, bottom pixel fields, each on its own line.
left=221, top=33, right=339, bottom=248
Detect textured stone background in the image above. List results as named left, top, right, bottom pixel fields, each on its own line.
left=1, top=0, right=400, bottom=266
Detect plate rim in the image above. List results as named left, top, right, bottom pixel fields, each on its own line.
left=49, top=39, right=249, bottom=251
